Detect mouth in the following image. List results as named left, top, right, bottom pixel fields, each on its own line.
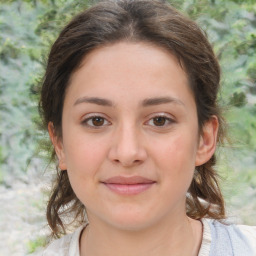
left=101, top=176, right=156, bottom=195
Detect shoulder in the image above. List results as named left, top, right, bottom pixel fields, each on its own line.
left=42, top=225, right=86, bottom=256
left=205, top=219, right=256, bottom=256
left=236, top=224, right=256, bottom=252
left=42, top=234, right=72, bottom=256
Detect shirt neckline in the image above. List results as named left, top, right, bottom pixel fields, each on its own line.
left=70, top=219, right=212, bottom=256
left=198, top=219, right=212, bottom=256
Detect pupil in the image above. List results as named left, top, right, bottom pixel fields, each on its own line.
left=153, top=117, right=166, bottom=126
left=92, top=117, right=104, bottom=126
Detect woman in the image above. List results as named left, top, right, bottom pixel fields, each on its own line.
left=40, top=0, right=256, bottom=255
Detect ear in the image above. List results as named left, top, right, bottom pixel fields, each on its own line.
left=48, top=122, right=67, bottom=170
left=195, top=116, right=219, bottom=166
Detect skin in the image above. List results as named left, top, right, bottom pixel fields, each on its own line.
left=49, top=42, right=218, bottom=256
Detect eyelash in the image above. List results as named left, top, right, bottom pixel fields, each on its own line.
left=81, top=114, right=175, bottom=129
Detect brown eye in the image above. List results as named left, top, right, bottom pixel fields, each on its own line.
left=153, top=116, right=167, bottom=126
left=92, top=117, right=104, bottom=126
left=146, top=115, right=175, bottom=128
left=82, top=115, right=110, bottom=128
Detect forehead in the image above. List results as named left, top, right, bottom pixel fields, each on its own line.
left=75, top=41, right=185, bottom=78
left=66, top=41, right=194, bottom=108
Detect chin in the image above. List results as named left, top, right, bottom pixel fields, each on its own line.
left=102, top=208, right=159, bottom=232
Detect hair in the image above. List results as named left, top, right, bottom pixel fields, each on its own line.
left=39, top=0, right=226, bottom=238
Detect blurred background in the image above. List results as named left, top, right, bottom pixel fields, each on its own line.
left=0, top=0, right=255, bottom=255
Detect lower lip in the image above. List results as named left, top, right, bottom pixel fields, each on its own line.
left=103, top=183, right=155, bottom=195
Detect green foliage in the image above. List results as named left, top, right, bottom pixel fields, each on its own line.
left=0, top=1, right=43, bottom=183
left=26, top=236, right=46, bottom=254
left=229, top=92, right=247, bottom=107
left=0, top=0, right=90, bottom=184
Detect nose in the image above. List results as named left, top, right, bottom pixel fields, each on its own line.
left=108, top=123, right=147, bottom=167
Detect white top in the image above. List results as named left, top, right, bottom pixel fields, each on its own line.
left=42, top=219, right=256, bottom=256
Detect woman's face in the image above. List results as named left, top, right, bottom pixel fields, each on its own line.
left=50, top=42, right=217, bottom=231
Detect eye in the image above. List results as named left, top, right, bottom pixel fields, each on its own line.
left=82, top=115, right=110, bottom=128
left=146, top=115, right=175, bottom=127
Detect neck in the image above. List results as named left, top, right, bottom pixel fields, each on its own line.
left=80, top=213, right=202, bottom=256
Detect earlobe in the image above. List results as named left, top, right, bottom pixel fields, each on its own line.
left=195, top=116, right=219, bottom=166
left=48, top=122, right=67, bottom=170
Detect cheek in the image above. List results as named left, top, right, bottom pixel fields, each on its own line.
left=63, top=134, right=108, bottom=178
left=63, top=137, right=109, bottom=203
left=152, top=133, right=197, bottom=185
left=155, top=133, right=197, bottom=163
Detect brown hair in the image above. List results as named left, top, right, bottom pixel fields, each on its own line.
left=40, top=0, right=226, bottom=238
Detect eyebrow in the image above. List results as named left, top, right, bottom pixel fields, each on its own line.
left=141, top=97, right=185, bottom=107
left=73, top=96, right=184, bottom=107
left=74, top=97, right=113, bottom=107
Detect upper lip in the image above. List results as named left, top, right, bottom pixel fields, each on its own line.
left=102, top=176, right=155, bottom=185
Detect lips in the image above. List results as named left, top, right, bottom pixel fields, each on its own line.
left=101, top=176, right=156, bottom=195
